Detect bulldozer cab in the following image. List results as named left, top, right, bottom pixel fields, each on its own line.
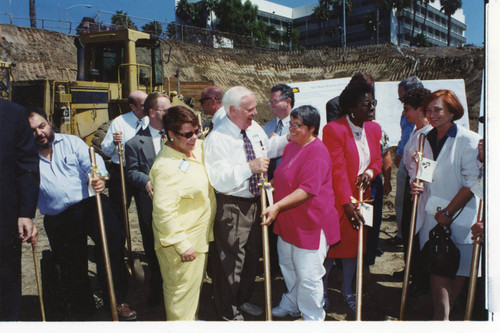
left=78, top=29, right=163, bottom=98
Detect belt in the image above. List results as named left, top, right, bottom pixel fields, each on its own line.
left=215, top=192, right=260, bottom=203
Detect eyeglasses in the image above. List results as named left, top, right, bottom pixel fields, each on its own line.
left=268, top=97, right=286, bottom=106
left=289, top=122, right=305, bottom=129
left=359, top=100, right=377, bottom=108
left=175, top=128, right=201, bottom=139
left=199, top=97, right=212, bottom=103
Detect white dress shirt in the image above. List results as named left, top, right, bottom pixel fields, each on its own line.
left=212, top=106, right=226, bottom=128
left=204, top=116, right=288, bottom=197
left=263, top=115, right=290, bottom=138
left=403, top=124, right=433, bottom=183
left=148, top=125, right=163, bottom=155
left=101, top=111, right=149, bottom=165
left=346, top=116, right=372, bottom=177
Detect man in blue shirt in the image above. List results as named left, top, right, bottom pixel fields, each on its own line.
left=28, top=108, right=136, bottom=321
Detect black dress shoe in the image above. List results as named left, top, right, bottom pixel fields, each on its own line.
left=376, top=248, right=384, bottom=256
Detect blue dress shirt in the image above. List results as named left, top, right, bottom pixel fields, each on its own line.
left=396, top=114, right=416, bottom=157
left=37, top=133, right=108, bottom=215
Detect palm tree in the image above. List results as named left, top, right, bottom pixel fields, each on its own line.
left=421, top=0, right=435, bottom=29
left=409, top=0, right=418, bottom=46
left=29, top=0, right=36, bottom=28
left=202, top=0, right=218, bottom=30
left=440, top=0, right=462, bottom=46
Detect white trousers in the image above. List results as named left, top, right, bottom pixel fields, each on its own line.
left=277, top=231, right=327, bottom=321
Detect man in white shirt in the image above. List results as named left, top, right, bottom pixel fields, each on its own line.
left=200, top=85, right=225, bottom=132
left=204, top=86, right=289, bottom=320
left=101, top=90, right=148, bottom=222
left=124, top=92, right=170, bottom=306
left=262, top=83, right=294, bottom=180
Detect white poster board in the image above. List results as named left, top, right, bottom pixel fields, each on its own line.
left=288, top=78, right=470, bottom=145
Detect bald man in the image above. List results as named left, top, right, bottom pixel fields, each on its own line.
left=200, top=85, right=225, bottom=131
left=101, top=90, right=149, bottom=222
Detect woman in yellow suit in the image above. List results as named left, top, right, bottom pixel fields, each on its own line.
left=150, top=105, right=216, bottom=321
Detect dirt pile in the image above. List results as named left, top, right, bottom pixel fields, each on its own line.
left=1, top=24, right=483, bottom=129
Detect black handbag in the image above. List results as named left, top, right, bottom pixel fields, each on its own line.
left=421, top=224, right=461, bottom=278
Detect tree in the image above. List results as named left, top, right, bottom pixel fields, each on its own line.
left=176, top=0, right=196, bottom=24
left=384, top=0, right=412, bottom=45
left=409, top=0, right=418, bottom=45
left=414, top=32, right=430, bottom=46
left=111, top=10, right=138, bottom=30
left=363, top=11, right=377, bottom=44
left=201, top=0, right=219, bottom=30
left=29, top=0, right=36, bottom=28
left=141, top=20, right=162, bottom=36
left=421, top=0, right=435, bottom=29
left=440, top=0, right=462, bottom=46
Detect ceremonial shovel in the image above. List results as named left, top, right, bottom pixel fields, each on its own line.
left=465, top=199, right=484, bottom=320
left=399, top=133, right=425, bottom=320
left=89, top=147, right=118, bottom=321
left=32, top=243, right=46, bottom=321
left=118, top=143, right=145, bottom=284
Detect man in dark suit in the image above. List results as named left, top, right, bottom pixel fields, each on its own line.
left=125, top=92, right=170, bottom=306
left=0, top=100, right=40, bottom=320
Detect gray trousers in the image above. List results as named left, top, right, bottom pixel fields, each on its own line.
left=211, top=193, right=262, bottom=320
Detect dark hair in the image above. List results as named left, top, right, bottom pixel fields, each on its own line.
left=290, top=105, right=320, bottom=136
left=422, top=89, right=464, bottom=121
left=398, top=76, right=423, bottom=92
left=339, top=82, right=375, bottom=114
left=399, top=87, right=431, bottom=109
left=26, top=106, right=48, bottom=120
left=162, top=106, right=199, bottom=139
left=144, top=92, right=169, bottom=115
left=271, top=83, right=295, bottom=108
left=350, top=72, right=374, bottom=87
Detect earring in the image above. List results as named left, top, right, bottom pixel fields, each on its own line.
left=351, top=113, right=355, bottom=119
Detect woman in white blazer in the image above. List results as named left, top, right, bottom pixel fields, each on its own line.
left=411, top=89, right=481, bottom=320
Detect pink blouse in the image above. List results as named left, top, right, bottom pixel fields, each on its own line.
left=273, top=138, right=340, bottom=250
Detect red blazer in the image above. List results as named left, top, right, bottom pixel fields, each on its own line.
left=322, top=115, right=382, bottom=258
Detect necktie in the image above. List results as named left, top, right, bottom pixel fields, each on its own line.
left=136, top=119, right=144, bottom=133
left=159, top=130, right=167, bottom=142
left=241, top=130, right=261, bottom=197
left=276, top=120, right=283, bottom=135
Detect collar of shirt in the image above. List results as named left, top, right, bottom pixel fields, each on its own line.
left=427, top=123, right=457, bottom=159
left=346, top=115, right=364, bottom=137
left=38, top=133, right=64, bottom=161
left=278, top=115, right=290, bottom=128
left=149, top=125, right=162, bottom=138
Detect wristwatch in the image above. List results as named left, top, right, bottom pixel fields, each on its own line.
left=441, top=209, right=453, bottom=218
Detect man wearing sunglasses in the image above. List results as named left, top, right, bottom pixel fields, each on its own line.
left=200, top=85, right=225, bottom=132
left=125, top=92, right=171, bottom=307
left=204, top=86, right=289, bottom=320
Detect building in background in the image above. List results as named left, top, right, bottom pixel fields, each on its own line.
left=175, top=0, right=467, bottom=48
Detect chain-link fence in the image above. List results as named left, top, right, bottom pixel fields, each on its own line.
left=0, top=11, right=285, bottom=51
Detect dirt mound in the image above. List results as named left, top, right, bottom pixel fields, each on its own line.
left=0, top=24, right=483, bottom=129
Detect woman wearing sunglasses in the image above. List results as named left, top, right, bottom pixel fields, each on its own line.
left=322, top=82, right=382, bottom=312
left=150, top=105, right=216, bottom=320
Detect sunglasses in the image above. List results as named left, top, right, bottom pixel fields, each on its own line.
left=175, top=128, right=201, bottom=139
left=359, top=100, right=377, bottom=108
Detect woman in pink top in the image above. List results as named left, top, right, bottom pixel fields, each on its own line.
left=262, top=105, right=340, bottom=321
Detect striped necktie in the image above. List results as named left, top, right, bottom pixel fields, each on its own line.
left=241, top=130, right=261, bottom=197
left=276, top=119, right=283, bottom=135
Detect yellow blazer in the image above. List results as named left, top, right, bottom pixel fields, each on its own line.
left=150, top=140, right=216, bottom=255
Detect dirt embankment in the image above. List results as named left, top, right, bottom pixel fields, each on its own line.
left=1, top=24, right=484, bottom=129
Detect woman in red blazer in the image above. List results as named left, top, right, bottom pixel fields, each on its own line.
left=322, top=82, right=382, bottom=311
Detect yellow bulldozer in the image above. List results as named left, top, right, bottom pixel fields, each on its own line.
left=4, top=28, right=212, bottom=154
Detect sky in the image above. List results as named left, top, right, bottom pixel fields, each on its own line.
left=0, top=0, right=485, bottom=46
